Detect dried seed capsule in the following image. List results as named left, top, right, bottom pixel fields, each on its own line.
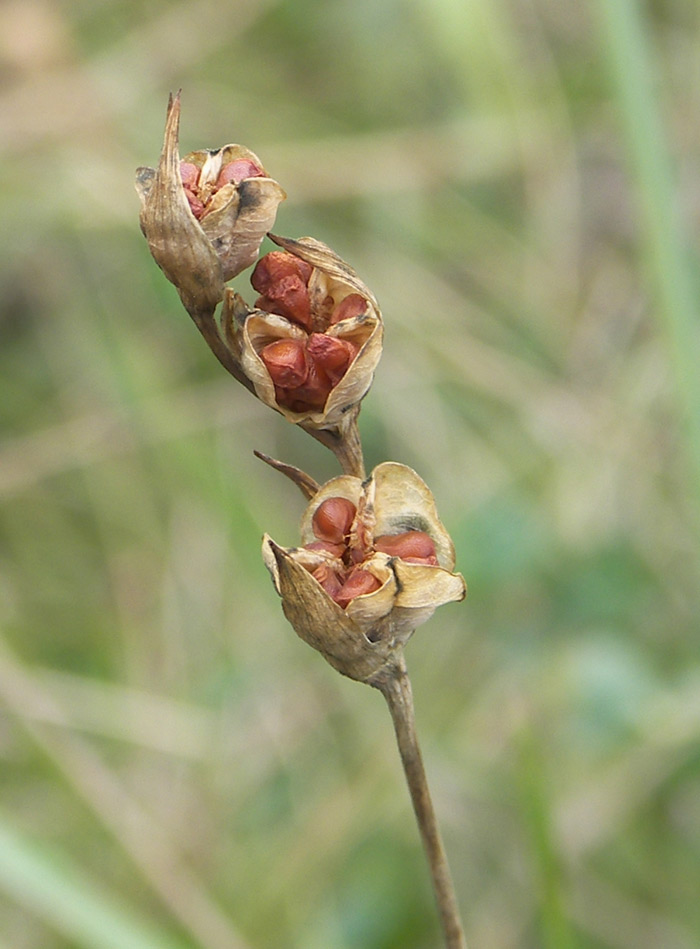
left=374, top=531, right=437, bottom=564
left=329, top=293, right=368, bottom=325
left=264, top=464, right=466, bottom=681
left=312, top=497, right=357, bottom=544
left=334, top=568, right=383, bottom=609
left=135, top=93, right=285, bottom=316
left=260, top=339, right=308, bottom=388
left=225, top=235, right=382, bottom=429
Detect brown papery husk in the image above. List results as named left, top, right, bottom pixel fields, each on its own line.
left=263, top=537, right=404, bottom=682
left=192, top=145, right=286, bottom=280
left=135, top=94, right=224, bottom=317
left=370, top=462, right=458, bottom=571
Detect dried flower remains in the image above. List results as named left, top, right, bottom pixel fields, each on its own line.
left=223, top=234, right=383, bottom=429
left=135, top=92, right=285, bottom=318
left=263, top=463, right=466, bottom=683
left=137, top=94, right=468, bottom=948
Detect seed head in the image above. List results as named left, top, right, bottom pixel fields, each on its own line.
left=135, top=92, right=286, bottom=318
left=263, top=463, right=466, bottom=682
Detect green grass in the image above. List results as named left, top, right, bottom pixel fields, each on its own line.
left=1, top=0, right=699, bottom=947
left=0, top=807, right=187, bottom=949
left=597, top=0, right=700, bottom=512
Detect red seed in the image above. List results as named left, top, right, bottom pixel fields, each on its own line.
left=179, top=162, right=200, bottom=190
left=312, top=497, right=357, bottom=544
left=306, top=334, right=358, bottom=386
left=304, top=540, right=347, bottom=558
left=374, top=531, right=437, bottom=562
left=276, top=359, right=332, bottom=411
left=251, top=252, right=313, bottom=294
left=329, top=293, right=368, bottom=325
left=251, top=254, right=315, bottom=329
left=346, top=543, right=370, bottom=566
left=254, top=275, right=311, bottom=330
left=334, top=568, right=382, bottom=609
left=312, top=563, right=344, bottom=599
left=260, top=339, right=308, bottom=388
left=254, top=295, right=278, bottom=313
left=216, top=159, right=264, bottom=187
left=184, top=189, right=205, bottom=218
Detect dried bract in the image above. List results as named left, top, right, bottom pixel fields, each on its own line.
left=135, top=92, right=286, bottom=317
left=262, top=463, right=466, bottom=682
left=223, top=234, right=383, bottom=429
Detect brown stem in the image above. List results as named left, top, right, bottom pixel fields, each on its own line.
left=193, top=302, right=367, bottom=480
left=303, top=406, right=366, bottom=478
left=190, top=306, right=256, bottom=396
left=374, top=655, right=467, bottom=949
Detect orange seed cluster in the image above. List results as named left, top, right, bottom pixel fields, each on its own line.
left=305, top=497, right=439, bottom=609
left=252, top=252, right=368, bottom=413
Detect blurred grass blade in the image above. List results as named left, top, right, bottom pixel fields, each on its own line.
left=516, top=726, right=577, bottom=949
left=0, top=812, right=188, bottom=949
left=597, top=0, right=700, bottom=504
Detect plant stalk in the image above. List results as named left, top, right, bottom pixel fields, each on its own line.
left=303, top=407, right=366, bottom=479
left=189, top=307, right=256, bottom=396
left=374, top=655, right=467, bottom=949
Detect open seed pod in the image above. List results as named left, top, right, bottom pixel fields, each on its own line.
left=262, top=462, right=466, bottom=683
left=135, top=92, right=286, bottom=317
left=223, top=234, right=383, bottom=430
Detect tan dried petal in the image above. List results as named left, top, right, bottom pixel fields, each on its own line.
left=371, top=462, right=457, bottom=571
left=393, top=560, right=467, bottom=609
left=343, top=555, right=397, bottom=626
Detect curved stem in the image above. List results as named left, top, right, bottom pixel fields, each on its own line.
left=303, top=407, right=366, bottom=478
left=189, top=307, right=256, bottom=396
left=374, top=656, right=467, bottom=949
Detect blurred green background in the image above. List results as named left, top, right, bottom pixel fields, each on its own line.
left=1, top=1, right=699, bottom=947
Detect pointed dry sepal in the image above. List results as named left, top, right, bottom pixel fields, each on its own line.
left=253, top=450, right=320, bottom=501
left=135, top=92, right=286, bottom=318
left=262, top=463, right=466, bottom=683
left=223, top=235, right=383, bottom=432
